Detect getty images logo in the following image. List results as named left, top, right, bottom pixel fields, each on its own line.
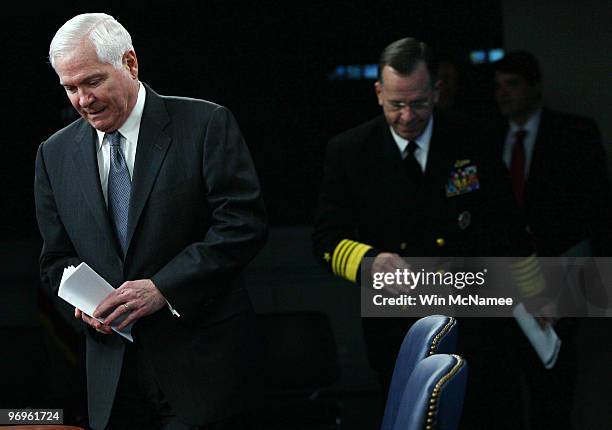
left=372, top=268, right=487, bottom=290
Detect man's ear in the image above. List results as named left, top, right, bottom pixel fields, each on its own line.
left=375, top=81, right=383, bottom=106
left=123, top=50, right=139, bottom=80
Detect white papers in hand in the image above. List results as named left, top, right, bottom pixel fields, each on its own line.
left=58, top=262, right=133, bottom=342
left=513, top=302, right=560, bottom=369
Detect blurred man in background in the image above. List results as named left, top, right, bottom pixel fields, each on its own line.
left=493, top=50, right=612, bottom=429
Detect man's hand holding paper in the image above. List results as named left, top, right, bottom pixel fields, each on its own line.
left=58, top=263, right=134, bottom=341
left=75, top=308, right=112, bottom=334
left=94, top=279, right=166, bottom=330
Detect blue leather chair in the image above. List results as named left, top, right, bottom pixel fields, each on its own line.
left=392, top=354, right=468, bottom=430
left=381, top=315, right=458, bottom=430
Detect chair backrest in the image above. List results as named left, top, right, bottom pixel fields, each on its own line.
left=392, top=354, right=468, bottom=430
left=381, top=315, right=458, bottom=430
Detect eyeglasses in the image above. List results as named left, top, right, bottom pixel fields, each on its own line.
left=383, top=99, right=434, bottom=113
left=380, top=85, right=435, bottom=113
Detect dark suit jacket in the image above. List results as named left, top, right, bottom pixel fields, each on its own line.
left=496, top=108, right=612, bottom=428
left=34, top=84, right=267, bottom=429
left=498, top=107, right=612, bottom=256
left=312, top=110, right=532, bottom=374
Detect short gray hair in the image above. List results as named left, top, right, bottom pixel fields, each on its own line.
left=378, top=37, right=437, bottom=86
left=49, top=13, right=133, bottom=70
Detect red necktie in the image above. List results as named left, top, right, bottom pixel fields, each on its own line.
left=510, top=129, right=527, bottom=206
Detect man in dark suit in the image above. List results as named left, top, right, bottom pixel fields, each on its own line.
left=312, top=37, right=532, bottom=428
left=493, top=50, right=612, bottom=429
left=493, top=50, right=611, bottom=257
left=35, top=13, right=267, bottom=430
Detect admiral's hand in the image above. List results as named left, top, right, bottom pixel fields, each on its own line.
left=534, top=301, right=559, bottom=329
left=371, top=252, right=412, bottom=295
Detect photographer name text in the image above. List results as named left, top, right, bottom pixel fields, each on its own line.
left=373, top=294, right=514, bottom=307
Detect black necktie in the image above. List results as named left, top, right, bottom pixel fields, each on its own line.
left=106, top=131, right=131, bottom=255
left=403, top=140, right=423, bottom=182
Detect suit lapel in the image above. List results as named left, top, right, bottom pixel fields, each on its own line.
left=125, top=85, right=172, bottom=254
left=524, top=108, right=550, bottom=209
left=375, top=118, right=417, bottom=196
left=497, top=122, right=510, bottom=158
left=425, top=112, right=454, bottom=184
left=71, top=122, right=118, bottom=249
left=379, top=118, right=405, bottom=169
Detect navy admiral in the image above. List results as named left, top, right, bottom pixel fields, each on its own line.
left=312, top=37, right=533, bottom=428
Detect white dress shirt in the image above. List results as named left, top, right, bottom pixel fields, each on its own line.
left=95, top=82, right=146, bottom=205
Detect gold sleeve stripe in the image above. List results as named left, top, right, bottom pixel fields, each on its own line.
left=339, top=241, right=360, bottom=274
left=517, top=273, right=546, bottom=297
left=332, top=239, right=352, bottom=275
left=512, top=263, right=540, bottom=283
left=511, top=254, right=538, bottom=271
left=511, top=254, right=546, bottom=297
left=346, top=243, right=373, bottom=282
left=336, top=241, right=359, bottom=277
left=513, top=261, right=539, bottom=277
left=331, top=239, right=372, bottom=282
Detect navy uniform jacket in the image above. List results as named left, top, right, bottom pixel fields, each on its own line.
left=35, top=84, right=267, bottom=429
left=313, top=111, right=531, bottom=283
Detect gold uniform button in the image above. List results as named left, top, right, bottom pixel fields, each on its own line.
left=400, top=242, right=407, bottom=250
left=436, top=238, right=445, bottom=247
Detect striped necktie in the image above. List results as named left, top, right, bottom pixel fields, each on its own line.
left=106, top=131, right=131, bottom=255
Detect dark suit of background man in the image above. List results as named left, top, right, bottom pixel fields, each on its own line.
left=493, top=50, right=612, bottom=429
left=312, top=37, right=534, bottom=428
left=34, top=13, right=267, bottom=430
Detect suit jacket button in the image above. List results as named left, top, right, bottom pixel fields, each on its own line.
left=400, top=242, right=407, bottom=250
left=436, top=238, right=445, bottom=247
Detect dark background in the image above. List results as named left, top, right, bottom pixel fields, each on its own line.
left=3, top=0, right=506, bottom=237
left=2, top=1, right=611, bottom=428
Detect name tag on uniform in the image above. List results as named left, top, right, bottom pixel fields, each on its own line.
left=445, top=163, right=480, bottom=197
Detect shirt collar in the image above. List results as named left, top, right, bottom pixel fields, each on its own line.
left=96, top=82, right=146, bottom=149
left=389, top=114, right=434, bottom=154
left=508, top=106, right=542, bottom=136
